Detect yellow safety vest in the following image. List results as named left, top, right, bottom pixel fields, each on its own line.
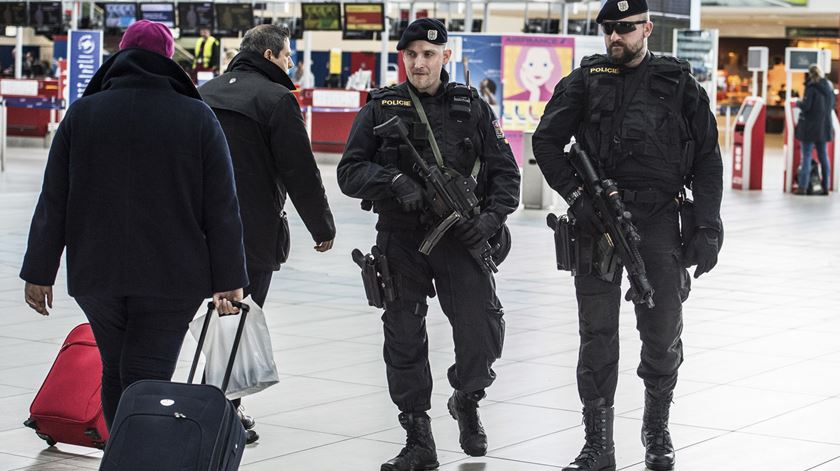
left=193, top=36, right=219, bottom=68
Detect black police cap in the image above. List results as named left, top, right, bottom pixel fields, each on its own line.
left=396, top=18, right=447, bottom=51
left=596, top=0, right=649, bottom=24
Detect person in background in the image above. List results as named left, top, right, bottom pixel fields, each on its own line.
left=293, top=59, right=305, bottom=82
left=795, top=64, right=834, bottom=195
left=193, top=26, right=220, bottom=73
left=20, top=20, right=247, bottom=428
left=200, top=24, right=336, bottom=444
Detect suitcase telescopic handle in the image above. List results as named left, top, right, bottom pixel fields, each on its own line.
left=187, top=300, right=250, bottom=393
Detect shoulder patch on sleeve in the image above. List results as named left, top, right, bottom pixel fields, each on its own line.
left=492, top=119, right=505, bottom=140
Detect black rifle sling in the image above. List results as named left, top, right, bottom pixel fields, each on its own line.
left=407, top=85, right=482, bottom=178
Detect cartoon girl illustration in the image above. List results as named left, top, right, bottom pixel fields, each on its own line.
left=508, top=47, right=560, bottom=102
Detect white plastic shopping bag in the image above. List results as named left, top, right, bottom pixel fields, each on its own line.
left=189, top=295, right=280, bottom=400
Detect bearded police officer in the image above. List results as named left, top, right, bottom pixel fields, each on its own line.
left=338, top=18, right=520, bottom=471
left=533, top=1, right=723, bottom=470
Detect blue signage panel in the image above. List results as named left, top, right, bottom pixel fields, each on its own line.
left=67, top=30, right=103, bottom=106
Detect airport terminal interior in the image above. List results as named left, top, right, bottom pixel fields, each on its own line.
left=1, top=0, right=840, bottom=470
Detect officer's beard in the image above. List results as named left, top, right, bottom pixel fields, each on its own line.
left=607, top=39, right=645, bottom=66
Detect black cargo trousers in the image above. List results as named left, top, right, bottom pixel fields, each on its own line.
left=376, top=228, right=505, bottom=414
left=574, top=199, right=691, bottom=404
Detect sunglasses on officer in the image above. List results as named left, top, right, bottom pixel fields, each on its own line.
left=601, top=20, right=648, bottom=35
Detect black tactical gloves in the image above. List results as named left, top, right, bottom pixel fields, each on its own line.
left=684, top=228, right=720, bottom=278
left=569, top=194, right=605, bottom=235
left=451, top=212, right=501, bottom=247
left=391, top=173, right=424, bottom=212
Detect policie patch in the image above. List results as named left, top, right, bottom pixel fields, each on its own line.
left=492, top=120, right=506, bottom=140
left=590, top=66, right=621, bottom=75
left=381, top=99, right=412, bottom=107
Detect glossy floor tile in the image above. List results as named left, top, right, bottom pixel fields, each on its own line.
left=0, top=133, right=838, bottom=470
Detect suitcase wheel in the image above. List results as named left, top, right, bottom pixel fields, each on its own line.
left=35, top=433, right=56, bottom=447
left=84, top=428, right=102, bottom=441
left=23, top=418, right=37, bottom=430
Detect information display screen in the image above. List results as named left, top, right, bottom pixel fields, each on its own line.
left=104, top=3, right=137, bottom=30
left=302, top=3, right=341, bottom=31
left=178, top=2, right=213, bottom=35
left=0, top=2, right=28, bottom=27
left=344, top=3, right=383, bottom=32
left=215, top=3, right=253, bottom=36
left=738, top=104, right=754, bottom=124
left=787, top=50, right=819, bottom=72
left=28, top=2, right=63, bottom=34
left=139, top=3, right=175, bottom=28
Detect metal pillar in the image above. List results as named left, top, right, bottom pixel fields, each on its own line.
left=0, top=101, right=6, bottom=173
left=70, top=0, right=78, bottom=30
left=15, top=27, right=23, bottom=79
left=690, top=0, right=701, bottom=30
left=380, top=1, right=390, bottom=88
left=561, top=2, right=569, bottom=36
left=482, top=1, right=489, bottom=32
left=464, top=0, right=473, bottom=33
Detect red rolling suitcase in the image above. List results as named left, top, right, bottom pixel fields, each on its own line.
left=24, top=323, right=109, bottom=449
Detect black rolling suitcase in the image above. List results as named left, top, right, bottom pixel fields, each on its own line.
left=99, top=301, right=250, bottom=471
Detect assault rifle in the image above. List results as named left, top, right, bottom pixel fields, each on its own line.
left=373, top=115, right=498, bottom=274
left=565, top=144, right=655, bottom=308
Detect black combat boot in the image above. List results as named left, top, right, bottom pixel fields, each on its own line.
left=381, top=412, right=439, bottom=471
left=447, top=390, right=488, bottom=456
left=641, top=391, right=675, bottom=471
left=562, top=398, right=615, bottom=471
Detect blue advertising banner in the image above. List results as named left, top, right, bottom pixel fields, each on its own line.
left=67, top=30, right=103, bottom=106
left=453, top=34, right=503, bottom=119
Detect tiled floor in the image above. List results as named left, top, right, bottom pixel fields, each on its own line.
left=0, top=132, right=839, bottom=470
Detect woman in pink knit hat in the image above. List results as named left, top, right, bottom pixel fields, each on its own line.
left=21, top=19, right=248, bottom=427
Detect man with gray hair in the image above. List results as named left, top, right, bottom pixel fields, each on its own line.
left=200, top=24, right=336, bottom=444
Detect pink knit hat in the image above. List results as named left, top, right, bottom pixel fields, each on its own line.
left=119, top=20, right=174, bottom=58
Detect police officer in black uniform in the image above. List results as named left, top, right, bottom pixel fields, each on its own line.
left=533, top=1, right=723, bottom=470
left=338, top=18, right=520, bottom=471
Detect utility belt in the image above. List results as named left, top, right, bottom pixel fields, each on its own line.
left=546, top=213, right=621, bottom=283
left=546, top=188, right=681, bottom=283
left=375, top=212, right=427, bottom=232
left=618, top=188, right=676, bottom=204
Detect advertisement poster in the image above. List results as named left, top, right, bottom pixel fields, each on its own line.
left=501, top=35, right=574, bottom=132
left=501, top=35, right=574, bottom=164
left=456, top=35, right=502, bottom=119
left=67, top=30, right=103, bottom=106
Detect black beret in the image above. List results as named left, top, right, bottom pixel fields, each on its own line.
left=397, top=18, right=447, bottom=51
left=596, top=0, right=649, bottom=23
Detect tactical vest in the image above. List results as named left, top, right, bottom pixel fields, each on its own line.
left=367, top=82, right=486, bottom=211
left=579, top=54, right=694, bottom=192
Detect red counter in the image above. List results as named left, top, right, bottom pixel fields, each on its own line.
left=300, top=88, right=367, bottom=153
left=1, top=79, right=62, bottom=137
